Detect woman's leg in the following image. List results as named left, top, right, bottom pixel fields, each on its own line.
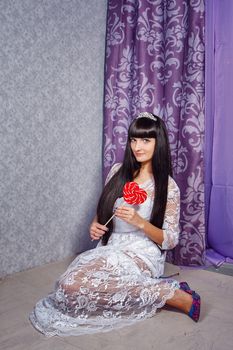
left=165, top=288, right=193, bottom=314
left=58, top=253, right=197, bottom=320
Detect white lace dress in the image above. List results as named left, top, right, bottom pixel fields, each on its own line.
left=29, top=166, right=180, bottom=337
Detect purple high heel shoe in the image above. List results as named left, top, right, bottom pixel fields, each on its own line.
left=179, top=281, right=201, bottom=322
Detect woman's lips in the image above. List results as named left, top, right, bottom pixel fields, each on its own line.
left=135, top=153, right=144, bottom=156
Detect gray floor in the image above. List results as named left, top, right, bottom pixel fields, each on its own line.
left=1, top=257, right=233, bottom=350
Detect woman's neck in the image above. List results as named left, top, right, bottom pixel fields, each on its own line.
left=139, top=161, right=153, bottom=175
left=133, top=161, right=153, bottom=183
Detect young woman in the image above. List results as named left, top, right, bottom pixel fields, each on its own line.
left=30, top=112, right=201, bottom=337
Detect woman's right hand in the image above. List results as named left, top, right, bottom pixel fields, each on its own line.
left=89, top=221, right=109, bottom=241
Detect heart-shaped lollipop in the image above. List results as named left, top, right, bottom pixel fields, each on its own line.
left=91, top=181, right=148, bottom=241
left=123, top=182, right=147, bottom=205
left=101, top=182, right=148, bottom=228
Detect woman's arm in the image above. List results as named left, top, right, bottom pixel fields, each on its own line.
left=160, top=177, right=180, bottom=249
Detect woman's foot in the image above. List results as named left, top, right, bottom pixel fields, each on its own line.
left=179, top=281, right=201, bottom=322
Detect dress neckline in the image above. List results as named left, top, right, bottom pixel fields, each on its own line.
left=134, top=177, right=154, bottom=187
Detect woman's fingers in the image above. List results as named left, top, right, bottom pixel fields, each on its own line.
left=96, top=223, right=109, bottom=232
left=90, top=222, right=109, bottom=240
left=115, top=206, right=134, bottom=218
left=115, top=206, right=140, bottom=226
left=90, top=230, right=102, bottom=240
left=91, top=225, right=108, bottom=235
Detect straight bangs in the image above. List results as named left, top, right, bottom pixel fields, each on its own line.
left=128, top=117, right=157, bottom=140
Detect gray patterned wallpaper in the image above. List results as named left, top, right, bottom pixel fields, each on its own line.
left=0, top=0, right=107, bottom=277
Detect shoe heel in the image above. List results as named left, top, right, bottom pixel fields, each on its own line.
left=188, top=292, right=201, bottom=322
left=179, top=282, right=201, bottom=322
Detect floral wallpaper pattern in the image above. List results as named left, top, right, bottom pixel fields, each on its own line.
left=0, top=0, right=107, bottom=277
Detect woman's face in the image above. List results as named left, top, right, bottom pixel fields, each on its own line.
left=130, top=137, right=156, bottom=164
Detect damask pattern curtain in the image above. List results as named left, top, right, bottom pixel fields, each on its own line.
left=103, top=0, right=205, bottom=266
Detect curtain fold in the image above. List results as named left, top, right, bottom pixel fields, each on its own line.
left=205, top=0, right=233, bottom=260
left=103, top=0, right=205, bottom=266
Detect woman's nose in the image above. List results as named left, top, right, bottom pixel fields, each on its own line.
left=135, top=141, right=142, bottom=151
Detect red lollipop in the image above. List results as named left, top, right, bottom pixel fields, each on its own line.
left=123, top=182, right=147, bottom=205
left=100, top=182, right=147, bottom=229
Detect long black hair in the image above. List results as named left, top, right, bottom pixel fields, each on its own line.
left=97, top=114, right=173, bottom=245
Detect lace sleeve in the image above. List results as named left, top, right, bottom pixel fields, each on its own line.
left=161, top=177, right=180, bottom=250
left=105, top=163, right=122, bottom=185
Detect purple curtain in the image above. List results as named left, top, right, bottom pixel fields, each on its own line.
left=205, top=0, right=233, bottom=260
left=103, top=0, right=205, bottom=266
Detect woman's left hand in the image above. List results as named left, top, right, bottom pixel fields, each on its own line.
left=115, top=206, right=144, bottom=228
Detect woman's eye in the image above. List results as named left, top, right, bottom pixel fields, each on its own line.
left=130, top=138, right=136, bottom=143
left=143, top=139, right=150, bottom=143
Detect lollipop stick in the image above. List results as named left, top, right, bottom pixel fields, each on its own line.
left=104, top=212, right=116, bottom=226
left=104, top=200, right=125, bottom=226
